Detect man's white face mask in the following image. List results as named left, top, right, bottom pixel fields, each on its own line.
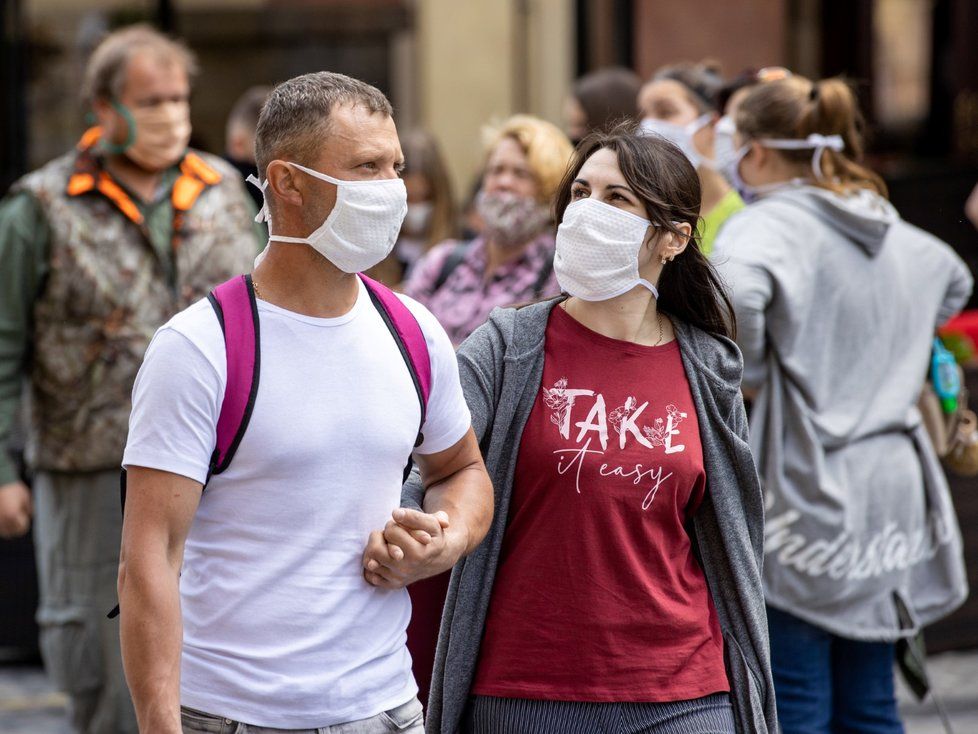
left=249, top=162, right=408, bottom=273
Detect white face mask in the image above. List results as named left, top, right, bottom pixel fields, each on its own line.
left=712, top=115, right=739, bottom=172
left=249, top=162, right=408, bottom=274
left=554, top=198, right=660, bottom=302
left=640, top=113, right=713, bottom=169
left=723, top=132, right=845, bottom=203
left=402, top=201, right=433, bottom=234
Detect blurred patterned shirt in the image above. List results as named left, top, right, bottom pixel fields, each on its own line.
left=403, top=233, right=559, bottom=346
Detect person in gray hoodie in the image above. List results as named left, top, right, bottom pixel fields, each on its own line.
left=714, top=75, right=973, bottom=734
left=394, top=128, right=777, bottom=734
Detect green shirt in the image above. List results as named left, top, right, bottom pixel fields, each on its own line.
left=699, top=189, right=745, bottom=257
left=0, top=167, right=263, bottom=485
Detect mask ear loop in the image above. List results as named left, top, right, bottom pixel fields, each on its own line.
left=757, top=133, right=845, bottom=180
left=246, top=174, right=271, bottom=224
left=100, top=101, right=137, bottom=155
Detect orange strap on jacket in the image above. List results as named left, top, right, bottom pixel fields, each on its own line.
left=66, top=129, right=223, bottom=224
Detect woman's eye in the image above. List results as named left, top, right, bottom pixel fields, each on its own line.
left=571, top=189, right=587, bottom=199
left=610, top=193, right=626, bottom=202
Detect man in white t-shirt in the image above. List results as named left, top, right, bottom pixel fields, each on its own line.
left=117, top=72, right=493, bottom=734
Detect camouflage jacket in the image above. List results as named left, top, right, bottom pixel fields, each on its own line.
left=9, top=136, right=258, bottom=472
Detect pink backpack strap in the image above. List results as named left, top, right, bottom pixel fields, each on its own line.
left=207, top=274, right=261, bottom=479
left=360, top=274, right=432, bottom=443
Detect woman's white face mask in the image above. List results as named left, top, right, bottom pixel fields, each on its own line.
left=249, top=162, right=408, bottom=273
left=554, top=198, right=661, bottom=302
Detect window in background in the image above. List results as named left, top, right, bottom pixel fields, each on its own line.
left=872, top=0, right=933, bottom=136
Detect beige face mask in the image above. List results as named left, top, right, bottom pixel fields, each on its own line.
left=113, top=100, right=192, bottom=171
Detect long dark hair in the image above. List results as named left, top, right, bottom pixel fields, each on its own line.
left=553, top=123, right=736, bottom=339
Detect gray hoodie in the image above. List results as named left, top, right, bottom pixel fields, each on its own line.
left=404, top=300, right=778, bottom=734
left=714, top=185, right=972, bottom=641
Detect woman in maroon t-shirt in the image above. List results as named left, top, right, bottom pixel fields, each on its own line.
left=457, top=128, right=751, bottom=733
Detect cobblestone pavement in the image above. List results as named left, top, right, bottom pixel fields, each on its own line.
left=2, top=651, right=977, bottom=733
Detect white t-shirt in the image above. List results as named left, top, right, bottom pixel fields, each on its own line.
left=123, top=279, right=471, bottom=729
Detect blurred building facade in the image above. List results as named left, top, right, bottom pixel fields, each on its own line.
left=3, top=1, right=978, bottom=203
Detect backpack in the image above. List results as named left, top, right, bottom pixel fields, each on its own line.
left=109, top=273, right=432, bottom=618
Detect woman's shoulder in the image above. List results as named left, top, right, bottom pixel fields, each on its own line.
left=672, top=319, right=744, bottom=391
left=458, top=298, right=560, bottom=361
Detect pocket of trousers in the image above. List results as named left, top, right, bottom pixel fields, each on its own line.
left=380, top=697, right=425, bottom=731
left=36, top=604, right=103, bottom=694
left=181, top=706, right=232, bottom=734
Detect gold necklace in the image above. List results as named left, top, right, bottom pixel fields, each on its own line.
left=252, top=279, right=263, bottom=300
left=654, top=310, right=665, bottom=347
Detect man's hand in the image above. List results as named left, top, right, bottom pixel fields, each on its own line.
left=0, top=481, right=32, bottom=538
left=362, top=508, right=460, bottom=589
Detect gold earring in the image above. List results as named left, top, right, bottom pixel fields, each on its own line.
left=661, top=256, right=668, bottom=265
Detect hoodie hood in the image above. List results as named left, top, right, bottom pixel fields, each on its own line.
left=762, top=185, right=899, bottom=257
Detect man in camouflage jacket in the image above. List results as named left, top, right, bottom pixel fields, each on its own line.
left=0, top=25, right=260, bottom=733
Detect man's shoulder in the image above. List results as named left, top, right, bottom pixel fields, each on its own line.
left=186, top=149, right=242, bottom=184
left=394, top=290, right=452, bottom=352
left=153, top=297, right=226, bottom=370
left=9, top=150, right=79, bottom=198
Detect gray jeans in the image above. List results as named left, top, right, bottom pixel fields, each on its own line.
left=180, top=697, right=425, bottom=733
left=33, top=469, right=138, bottom=734
left=464, top=693, right=735, bottom=734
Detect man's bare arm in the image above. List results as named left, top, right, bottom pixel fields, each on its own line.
left=118, top=466, right=201, bottom=733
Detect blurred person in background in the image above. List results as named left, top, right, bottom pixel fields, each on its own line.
left=638, top=60, right=744, bottom=256
left=367, top=129, right=457, bottom=286
left=224, top=84, right=271, bottom=210
left=715, top=66, right=793, bottom=120
left=715, top=75, right=973, bottom=734
left=0, top=25, right=259, bottom=733
left=459, top=174, right=487, bottom=240
left=564, top=66, right=642, bottom=145
left=403, top=115, right=572, bottom=346
left=406, top=127, right=776, bottom=734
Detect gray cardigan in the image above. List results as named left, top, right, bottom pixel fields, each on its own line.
left=404, top=298, right=778, bottom=734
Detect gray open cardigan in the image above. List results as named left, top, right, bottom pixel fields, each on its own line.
left=403, top=298, right=778, bottom=734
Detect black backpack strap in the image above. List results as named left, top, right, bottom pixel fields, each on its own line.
left=532, top=249, right=555, bottom=298
left=432, top=240, right=471, bottom=293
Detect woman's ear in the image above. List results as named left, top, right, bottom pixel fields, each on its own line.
left=661, top=222, right=693, bottom=262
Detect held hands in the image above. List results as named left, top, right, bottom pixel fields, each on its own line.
left=362, top=508, right=465, bottom=589
left=0, top=482, right=33, bottom=539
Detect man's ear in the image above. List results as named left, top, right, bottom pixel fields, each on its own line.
left=265, top=161, right=304, bottom=209
left=92, top=96, right=119, bottom=137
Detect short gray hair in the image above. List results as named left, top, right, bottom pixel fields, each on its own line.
left=254, top=72, right=393, bottom=179
left=82, top=24, right=198, bottom=105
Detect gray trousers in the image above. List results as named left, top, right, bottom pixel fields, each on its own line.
left=33, top=469, right=137, bottom=734
left=180, top=697, right=425, bottom=733
left=464, top=693, right=735, bottom=734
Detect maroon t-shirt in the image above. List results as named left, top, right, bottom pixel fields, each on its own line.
left=472, top=305, right=729, bottom=702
